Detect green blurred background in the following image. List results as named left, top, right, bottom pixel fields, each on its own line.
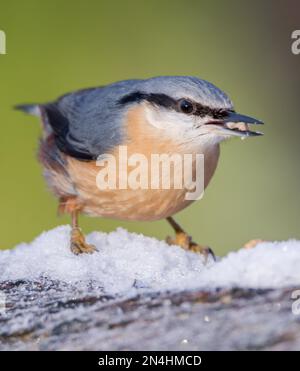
left=0, top=0, right=300, bottom=255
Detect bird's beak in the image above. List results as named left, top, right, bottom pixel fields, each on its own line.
left=206, top=111, right=264, bottom=137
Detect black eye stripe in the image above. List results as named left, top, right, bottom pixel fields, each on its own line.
left=119, top=91, right=230, bottom=118
left=195, top=105, right=229, bottom=119
left=119, top=92, right=176, bottom=109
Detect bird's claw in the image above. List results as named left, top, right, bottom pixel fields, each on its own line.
left=188, top=242, right=216, bottom=262
left=70, top=228, right=98, bottom=255
left=166, top=232, right=215, bottom=263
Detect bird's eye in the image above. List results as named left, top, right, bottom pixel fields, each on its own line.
left=178, top=99, right=195, bottom=114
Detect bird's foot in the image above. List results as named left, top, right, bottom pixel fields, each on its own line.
left=166, top=232, right=215, bottom=262
left=70, top=227, right=98, bottom=255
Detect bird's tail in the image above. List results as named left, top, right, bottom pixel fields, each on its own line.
left=14, top=103, right=41, bottom=117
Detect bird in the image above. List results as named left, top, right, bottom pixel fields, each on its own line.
left=16, top=76, right=263, bottom=259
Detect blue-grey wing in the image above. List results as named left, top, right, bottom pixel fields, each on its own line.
left=42, top=86, right=125, bottom=160
left=16, top=80, right=142, bottom=160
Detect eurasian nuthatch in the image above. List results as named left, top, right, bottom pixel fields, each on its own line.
left=16, top=76, right=263, bottom=259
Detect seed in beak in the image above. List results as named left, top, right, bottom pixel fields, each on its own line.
left=225, top=122, right=249, bottom=132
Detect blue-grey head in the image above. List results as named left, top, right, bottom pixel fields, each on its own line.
left=16, top=76, right=263, bottom=160
left=117, top=76, right=263, bottom=145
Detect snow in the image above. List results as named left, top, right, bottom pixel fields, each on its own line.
left=0, top=225, right=300, bottom=295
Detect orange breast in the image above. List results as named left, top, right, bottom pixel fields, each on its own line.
left=65, top=105, right=220, bottom=221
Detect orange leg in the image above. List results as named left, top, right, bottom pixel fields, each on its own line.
left=166, top=217, right=215, bottom=261
left=70, top=211, right=98, bottom=255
